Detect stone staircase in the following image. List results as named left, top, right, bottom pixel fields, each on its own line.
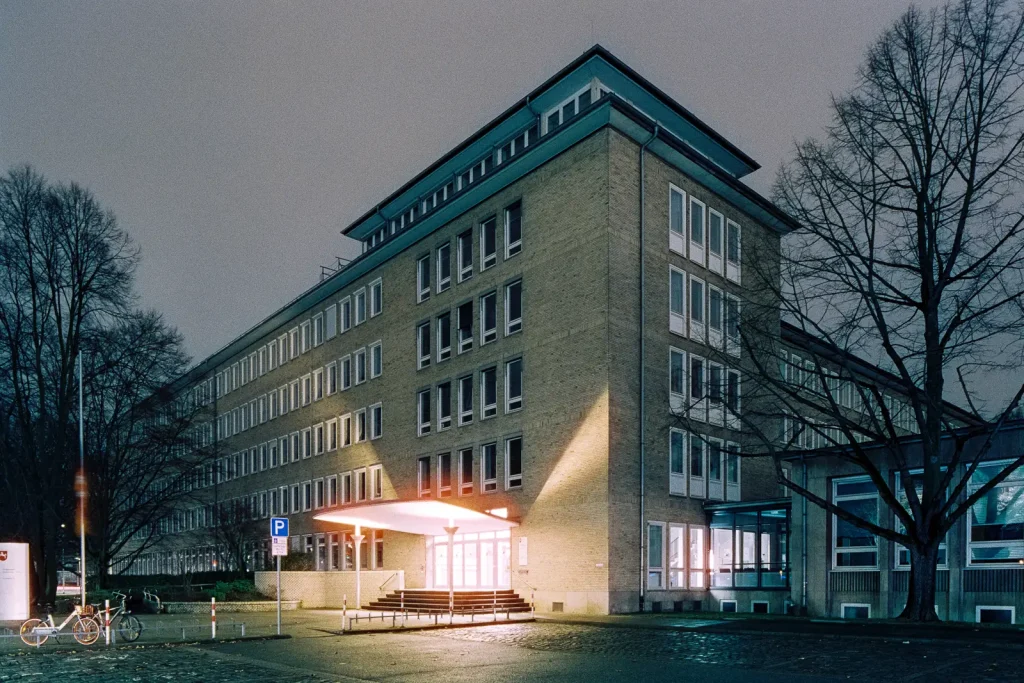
left=365, top=588, right=531, bottom=614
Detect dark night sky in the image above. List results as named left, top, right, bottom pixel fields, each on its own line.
left=6, top=1, right=969, bottom=382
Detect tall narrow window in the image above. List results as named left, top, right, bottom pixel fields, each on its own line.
left=689, top=197, right=706, bottom=264
left=354, top=288, right=367, bottom=325
left=326, top=361, right=337, bottom=395
left=670, top=267, right=686, bottom=336
left=370, top=341, right=382, bottom=378
left=481, top=366, right=497, bottom=418
left=301, top=321, right=311, bottom=353
left=459, top=448, right=474, bottom=495
left=354, top=409, right=367, bottom=443
left=340, top=414, right=352, bottom=447
left=356, top=468, right=367, bottom=501
left=648, top=522, right=665, bottom=589
left=708, top=209, right=724, bottom=272
left=313, top=313, right=324, bottom=346
left=725, top=295, right=741, bottom=356
left=313, top=367, right=324, bottom=401
left=690, top=276, right=706, bottom=342
left=325, top=304, right=337, bottom=339
left=370, top=465, right=382, bottom=499
left=438, top=452, right=452, bottom=497
left=480, top=216, right=497, bottom=270
left=458, top=229, right=473, bottom=282
left=418, top=390, right=432, bottom=436
left=340, top=355, right=352, bottom=390
left=505, top=358, right=523, bottom=412
left=417, top=255, right=431, bottom=302
left=342, top=472, right=352, bottom=504
left=670, top=348, right=686, bottom=412
left=327, top=418, right=338, bottom=451
left=709, top=287, right=723, bottom=344
left=726, top=220, right=742, bottom=283
left=505, top=280, right=523, bottom=335
left=354, top=347, right=367, bottom=385
left=370, top=403, right=383, bottom=440
left=370, top=279, right=383, bottom=317
left=436, top=243, right=451, bottom=292
left=458, top=375, right=473, bottom=425
left=457, top=301, right=473, bottom=353
left=833, top=477, right=879, bottom=568
left=437, top=313, right=452, bottom=362
left=505, top=201, right=522, bottom=258
left=669, top=429, right=686, bottom=495
left=482, top=443, right=497, bottom=492
left=417, top=322, right=431, bottom=369
left=505, top=436, right=523, bottom=488
left=689, top=527, right=706, bottom=588
left=437, top=381, right=452, bottom=430
left=669, top=185, right=686, bottom=254
left=328, top=476, right=338, bottom=507
left=480, top=292, right=497, bottom=344
left=418, top=457, right=432, bottom=497
left=340, top=297, right=352, bottom=333
left=690, top=355, right=706, bottom=420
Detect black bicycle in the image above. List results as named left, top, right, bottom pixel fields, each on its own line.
left=94, top=591, right=143, bottom=642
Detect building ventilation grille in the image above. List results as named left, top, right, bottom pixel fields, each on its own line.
left=891, top=570, right=949, bottom=593
left=963, top=568, right=1024, bottom=593
left=828, top=571, right=880, bottom=593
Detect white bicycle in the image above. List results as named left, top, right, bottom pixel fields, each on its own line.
left=20, top=604, right=101, bottom=647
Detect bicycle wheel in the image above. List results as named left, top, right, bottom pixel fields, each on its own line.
left=116, top=614, right=143, bottom=642
left=19, top=619, right=48, bottom=647
left=73, top=616, right=101, bottom=645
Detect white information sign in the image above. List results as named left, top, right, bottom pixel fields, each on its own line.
left=271, top=536, right=289, bottom=557
left=0, top=542, right=30, bottom=620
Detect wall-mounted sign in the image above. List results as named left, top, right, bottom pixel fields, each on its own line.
left=0, top=543, right=30, bottom=620
left=518, top=537, right=528, bottom=566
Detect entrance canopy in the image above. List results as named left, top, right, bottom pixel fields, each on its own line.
left=314, top=499, right=517, bottom=536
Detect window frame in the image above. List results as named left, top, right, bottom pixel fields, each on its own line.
left=417, top=255, right=431, bottom=303
left=832, top=476, right=880, bottom=570
left=457, top=229, right=473, bottom=282
left=504, top=200, right=522, bottom=259
left=505, top=279, right=523, bottom=336
left=505, top=358, right=523, bottom=413
left=369, top=278, right=383, bottom=318
left=505, top=436, right=523, bottom=489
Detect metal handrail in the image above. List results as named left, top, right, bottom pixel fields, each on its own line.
left=378, top=572, right=399, bottom=592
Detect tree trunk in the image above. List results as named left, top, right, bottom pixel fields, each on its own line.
left=899, top=541, right=941, bottom=621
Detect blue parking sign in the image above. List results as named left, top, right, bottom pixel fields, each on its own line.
left=270, top=517, right=289, bottom=537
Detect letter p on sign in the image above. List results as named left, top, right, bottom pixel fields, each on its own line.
left=270, top=517, right=289, bottom=538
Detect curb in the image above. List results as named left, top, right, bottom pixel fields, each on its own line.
left=318, top=617, right=536, bottom=636
left=6, top=634, right=292, bottom=655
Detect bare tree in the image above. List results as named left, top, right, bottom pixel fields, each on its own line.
left=207, top=499, right=266, bottom=573
left=691, top=0, right=1024, bottom=621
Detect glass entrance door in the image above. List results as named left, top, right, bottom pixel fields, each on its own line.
left=429, top=530, right=511, bottom=589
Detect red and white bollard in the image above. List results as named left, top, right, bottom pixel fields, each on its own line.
left=342, top=594, right=347, bottom=632
left=104, top=600, right=111, bottom=645
left=211, top=597, right=217, bottom=639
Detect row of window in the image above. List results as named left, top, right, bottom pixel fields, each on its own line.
left=417, top=359, right=523, bottom=436
left=417, top=436, right=523, bottom=497
left=832, top=460, right=1024, bottom=570
left=215, top=279, right=384, bottom=400
left=417, top=281, right=522, bottom=369
left=669, top=348, right=741, bottom=427
left=216, top=342, right=383, bottom=439
left=668, top=430, right=741, bottom=501
left=668, top=184, right=741, bottom=283
left=669, top=267, right=741, bottom=356
left=416, top=201, right=522, bottom=303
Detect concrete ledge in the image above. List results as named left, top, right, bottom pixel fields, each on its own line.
left=164, top=601, right=300, bottom=614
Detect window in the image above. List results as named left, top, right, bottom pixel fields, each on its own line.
left=278, top=334, right=289, bottom=365
left=436, top=243, right=452, bottom=293
left=313, top=367, right=324, bottom=401
left=459, top=448, right=474, bottom=495
left=279, top=436, right=289, bottom=465
left=340, top=413, right=352, bottom=447
left=437, top=313, right=452, bottom=362
left=480, top=291, right=497, bottom=344
left=505, top=280, right=522, bottom=335
left=842, top=604, right=870, bottom=620
left=314, top=423, right=325, bottom=455
left=481, top=366, right=497, bottom=419
left=354, top=347, right=367, bottom=384
left=457, top=301, right=473, bottom=353
left=689, top=526, right=706, bottom=588
left=669, top=428, right=686, bottom=495
left=968, top=460, right=1024, bottom=566
left=689, top=276, right=705, bottom=342
left=325, top=304, right=338, bottom=340
left=669, top=347, right=686, bottom=412
left=438, top=452, right=453, bottom=497
left=301, top=373, right=312, bottom=406
left=690, top=434, right=705, bottom=498
left=977, top=606, right=1015, bottom=624
left=418, top=457, right=432, bottom=497
left=895, top=469, right=947, bottom=568
left=356, top=468, right=367, bottom=501
left=291, top=484, right=300, bottom=513
left=710, top=508, right=788, bottom=589
left=648, top=522, right=665, bottom=590
left=370, top=403, right=382, bottom=440
left=354, top=288, right=367, bottom=326
left=291, top=431, right=300, bottom=462
left=689, top=197, right=706, bottom=264
left=833, top=477, right=879, bottom=568
left=354, top=409, right=367, bottom=443
left=669, top=184, right=686, bottom=254
left=708, top=209, right=724, bottom=272
left=370, top=278, right=383, bottom=317
left=709, top=286, right=723, bottom=342
left=303, top=481, right=313, bottom=511
left=328, top=475, right=339, bottom=507
left=506, top=436, right=523, bottom=489
left=418, top=390, right=432, bottom=436
left=268, top=340, right=279, bottom=370
left=437, top=382, right=452, bottom=430
left=340, top=354, right=352, bottom=390
left=725, top=295, right=740, bottom=355
left=543, top=85, right=592, bottom=132
left=480, top=216, right=497, bottom=270
left=340, top=297, right=352, bottom=333
left=301, top=321, right=311, bottom=353
left=417, top=321, right=431, bottom=369
left=327, top=418, right=338, bottom=451
left=726, top=219, right=742, bottom=283
left=720, top=600, right=738, bottom=613
left=690, top=355, right=706, bottom=421
left=370, top=341, right=383, bottom=378
left=505, top=358, right=523, bottom=412
left=669, top=267, right=686, bottom=336
left=457, top=230, right=473, bottom=282
left=458, top=375, right=473, bottom=425
left=417, top=255, right=431, bottom=302
left=313, top=313, right=324, bottom=346
left=482, top=442, right=498, bottom=492
left=302, top=427, right=312, bottom=459
left=505, top=201, right=522, bottom=258
left=370, top=464, right=383, bottom=499
left=315, top=478, right=325, bottom=509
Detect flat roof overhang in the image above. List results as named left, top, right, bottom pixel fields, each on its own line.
left=314, top=499, right=518, bottom=536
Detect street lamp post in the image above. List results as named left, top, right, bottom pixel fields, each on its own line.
left=77, top=351, right=86, bottom=608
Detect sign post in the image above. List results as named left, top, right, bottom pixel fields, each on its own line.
left=270, top=517, right=289, bottom=636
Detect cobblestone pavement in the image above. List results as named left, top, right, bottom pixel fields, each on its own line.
left=3, top=621, right=1023, bottom=682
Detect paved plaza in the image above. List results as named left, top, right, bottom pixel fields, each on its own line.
left=3, top=615, right=1023, bottom=682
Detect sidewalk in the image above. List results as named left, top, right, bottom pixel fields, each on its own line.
left=536, top=611, right=1024, bottom=648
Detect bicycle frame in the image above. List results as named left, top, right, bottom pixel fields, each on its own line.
left=34, top=609, right=82, bottom=637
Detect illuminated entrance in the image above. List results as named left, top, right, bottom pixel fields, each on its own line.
left=427, top=530, right=511, bottom=589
